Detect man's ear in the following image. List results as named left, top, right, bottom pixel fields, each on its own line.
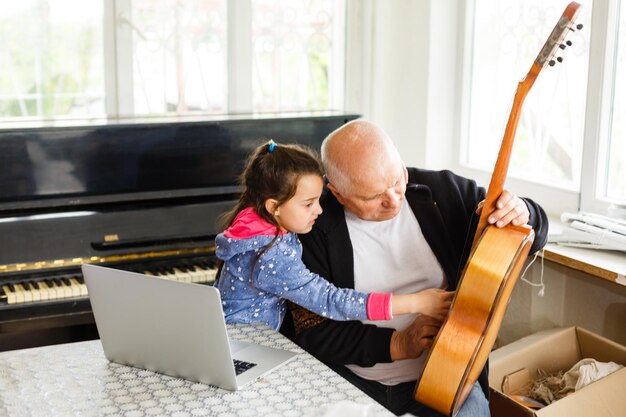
left=403, top=165, right=409, bottom=184
left=327, top=183, right=346, bottom=206
left=264, top=198, right=280, bottom=216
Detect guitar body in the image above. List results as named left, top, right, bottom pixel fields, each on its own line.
left=414, top=224, right=534, bottom=416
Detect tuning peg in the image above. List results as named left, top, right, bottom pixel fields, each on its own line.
left=559, top=44, right=566, bottom=49
left=549, top=60, right=556, bottom=66
left=566, top=40, right=572, bottom=46
left=569, top=23, right=584, bottom=31
left=556, top=57, right=563, bottom=63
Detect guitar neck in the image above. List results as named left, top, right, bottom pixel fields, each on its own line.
left=471, top=68, right=539, bottom=250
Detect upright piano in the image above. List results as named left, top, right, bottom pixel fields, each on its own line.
left=0, top=111, right=359, bottom=351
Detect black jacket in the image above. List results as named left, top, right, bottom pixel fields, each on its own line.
left=285, top=167, right=549, bottom=398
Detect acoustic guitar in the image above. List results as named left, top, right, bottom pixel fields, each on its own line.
left=413, top=3, right=582, bottom=415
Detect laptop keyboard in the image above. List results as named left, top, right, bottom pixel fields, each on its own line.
left=233, top=359, right=257, bottom=375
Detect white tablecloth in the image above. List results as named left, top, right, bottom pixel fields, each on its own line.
left=0, top=324, right=392, bottom=417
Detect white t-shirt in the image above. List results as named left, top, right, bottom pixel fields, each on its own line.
left=345, top=199, right=447, bottom=385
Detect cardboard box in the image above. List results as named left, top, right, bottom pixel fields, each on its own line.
left=488, top=327, right=626, bottom=417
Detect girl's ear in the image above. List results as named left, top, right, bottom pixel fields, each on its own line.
left=264, top=198, right=280, bottom=216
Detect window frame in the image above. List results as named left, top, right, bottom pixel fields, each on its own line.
left=579, top=0, right=622, bottom=213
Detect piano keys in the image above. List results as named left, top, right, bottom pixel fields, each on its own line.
left=0, top=259, right=219, bottom=305
left=0, top=112, right=359, bottom=351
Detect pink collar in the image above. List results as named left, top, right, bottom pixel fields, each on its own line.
left=223, top=207, right=286, bottom=239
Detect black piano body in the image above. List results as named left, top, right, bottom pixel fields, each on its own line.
left=0, top=111, right=359, bottom=351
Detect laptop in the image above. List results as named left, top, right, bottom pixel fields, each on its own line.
left=81, top=263, right=298, bottom=390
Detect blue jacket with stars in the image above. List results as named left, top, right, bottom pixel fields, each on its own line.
left=214, top=208, right=390, bottom=331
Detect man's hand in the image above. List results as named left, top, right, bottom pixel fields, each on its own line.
left=390, top=315, right=442, bottom=361
left=475, top=189, right=529, bottom=228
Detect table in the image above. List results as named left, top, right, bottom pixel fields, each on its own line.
left=545, top=216, right=626, bottom=286
left=0, top=324, right=393, bottom=417
left=543, top=244, right=626, bottom=286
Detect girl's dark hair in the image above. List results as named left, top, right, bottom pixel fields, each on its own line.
left=216, top=140, right=324, bottom=284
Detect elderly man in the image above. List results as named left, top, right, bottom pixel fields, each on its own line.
left=286, top=120, right=549, bottom=416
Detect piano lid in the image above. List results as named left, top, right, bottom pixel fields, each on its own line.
left=0, top=111, right=360, bottom=212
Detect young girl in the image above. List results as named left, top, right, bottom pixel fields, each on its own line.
left=215, top=140, right=453, bottom=331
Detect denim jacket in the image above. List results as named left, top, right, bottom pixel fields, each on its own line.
left=215, top=208, right=389, bottom=330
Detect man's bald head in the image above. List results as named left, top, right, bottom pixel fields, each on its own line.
left=321, top=120, right=402, bottom=196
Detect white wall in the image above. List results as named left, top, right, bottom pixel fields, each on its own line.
left=345, top=0, right=459, bottom=170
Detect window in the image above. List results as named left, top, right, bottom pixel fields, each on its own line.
left=251, top=0, right=345, bottom=111
left=125, top=0, right=228, bottom=114
left=460, top=0, right=625, bottom=214
left=0, top=0, right=346, bottom=121
left=0, top=1, right=105, bottom=119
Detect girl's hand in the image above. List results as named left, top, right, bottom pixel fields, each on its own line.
left=411, top=288, right=454, bottom=321
left=392, top=289, right=454, bottom=321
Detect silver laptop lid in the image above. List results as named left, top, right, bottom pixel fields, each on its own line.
left=82, top=264, right=238, bottom=389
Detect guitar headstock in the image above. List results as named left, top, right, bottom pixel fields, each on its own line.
left=535, top=2, right=583, bottom=69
